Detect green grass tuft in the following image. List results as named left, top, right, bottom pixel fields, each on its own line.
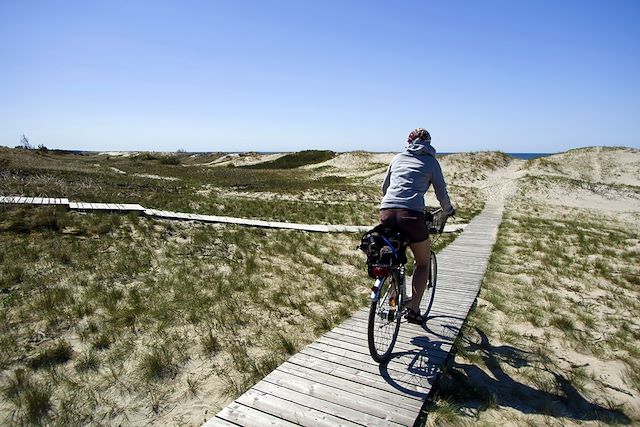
left=139, top=347, right=179, bottom=381
left=241, top=150, right=335, bottom=169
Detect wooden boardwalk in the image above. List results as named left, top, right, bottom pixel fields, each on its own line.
left=205, top=203, right=503, bottom=426
left=0, top=195, right=466, bottom=234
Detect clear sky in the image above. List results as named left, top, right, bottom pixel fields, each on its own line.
left=1, top=0, right=639, bottom=153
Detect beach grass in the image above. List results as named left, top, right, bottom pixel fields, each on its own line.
left=427, top=200, right=640, bottom=425
left=0, top=205, right=377, bottom=424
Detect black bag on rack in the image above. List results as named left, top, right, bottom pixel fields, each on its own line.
left=358, top=224, right=408, bottom=278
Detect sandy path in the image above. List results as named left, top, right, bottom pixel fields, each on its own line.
left=591, top=146, right=603, bottom=182
left=478, top=160, right=527, bottom=207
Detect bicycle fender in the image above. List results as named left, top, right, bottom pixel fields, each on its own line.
left=370, top=277, right=385, bottom=302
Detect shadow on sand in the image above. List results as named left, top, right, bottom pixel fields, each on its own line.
left=431, top=327, right=632, bottom=424
left=374, top=313, right=631, bottom=424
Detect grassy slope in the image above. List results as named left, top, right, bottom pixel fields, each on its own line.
left=0, top=148, right=380, bottom=225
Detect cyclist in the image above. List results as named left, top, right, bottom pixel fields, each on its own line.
left=380, top=128, right=455, bottom=324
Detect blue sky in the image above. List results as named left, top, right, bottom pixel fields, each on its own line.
left=1, top=0, right=639, bottom=153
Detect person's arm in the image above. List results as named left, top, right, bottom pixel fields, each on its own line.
left=381, top=164, right=392, bottom=196
left=432, top=161, right=454, bottom=214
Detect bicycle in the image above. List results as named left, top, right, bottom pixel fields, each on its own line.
left=359, top=208, right=449, bottom=363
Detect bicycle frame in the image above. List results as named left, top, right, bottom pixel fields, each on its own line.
left=370, top=277, right=385, bottom=302
left=370, top=266, right=406, bottom=304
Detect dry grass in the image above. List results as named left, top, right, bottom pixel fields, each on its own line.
left=0, top=205, right=376, bottom=424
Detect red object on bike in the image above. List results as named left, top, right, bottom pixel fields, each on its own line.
left=372, top=266, right=391, bottom=277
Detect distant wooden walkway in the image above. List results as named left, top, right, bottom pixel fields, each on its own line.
left=0, top=195, right=466, bottom=234
left=205, top=203, right=503, bottom=426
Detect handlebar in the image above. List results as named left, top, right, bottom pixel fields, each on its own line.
left=425, top=207, right=452, bottom=234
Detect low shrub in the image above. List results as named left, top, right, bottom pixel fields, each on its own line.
left=242, top=150, right=335, bottom=169
left=159, top=155, right=181, bottom=165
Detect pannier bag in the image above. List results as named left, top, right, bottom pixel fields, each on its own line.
left=358, top=224, right=408, bottom=278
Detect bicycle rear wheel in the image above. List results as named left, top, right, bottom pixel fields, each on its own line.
left=368, top=272, right=402, bottom=363
left=419, top=252, right=437, bottom=316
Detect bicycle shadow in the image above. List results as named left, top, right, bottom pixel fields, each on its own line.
left=377, top=316, right=631, bottom=424
left=422, top=313, right=467, bottom=341
left=377, top=330, right=451, bottom=399
left=432, top=327, right=632, bottom=424
left=375, top=313, right=468, bottom=398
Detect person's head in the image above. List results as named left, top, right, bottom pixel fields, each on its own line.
left=407, top=128, right=431, bottom=144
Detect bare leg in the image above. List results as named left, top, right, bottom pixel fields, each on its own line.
left=409, top=238, right=431, bottom=313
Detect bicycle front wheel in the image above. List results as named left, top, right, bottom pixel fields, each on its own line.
left=367, top=272, right=402, bottom=363
left=419, top=252, right=437, bottom=316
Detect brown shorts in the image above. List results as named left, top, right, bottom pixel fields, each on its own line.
left=379, top=208, right=429, bottom=243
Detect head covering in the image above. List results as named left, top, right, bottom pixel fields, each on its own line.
left=407, top=128, right=431, bottom=144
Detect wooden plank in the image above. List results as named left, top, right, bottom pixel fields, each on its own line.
left=235, top=388, right=363, bottom=427
left=252, top=380, right=405, bottom=426
left=296, top=346, right=433, bottom=395
left=122, top=203, right=145, bottom=211
left=213, top=402, right=298, bottom=426
left=288, top=352, right=428, bottom=400
left=333, top=317, right=441, bottom=342
left=324, top=329, right=449, bottom=362
left=335, top=318, right=447, bottom=341
left=201, top=416, right=238, bottom=426
left=263, top=368, right=416, bottom=425
left=323, top=332, right=449, bottom=366
left=277, top=362, right=421, bottom=412
left=306, top=340, right=437, bottom=385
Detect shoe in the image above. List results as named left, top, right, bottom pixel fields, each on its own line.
left=405, top=309, right=424, bottom=325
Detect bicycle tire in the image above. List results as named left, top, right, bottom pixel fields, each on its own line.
left=419, top=252, right=437, bottom=316
left=367, top=271, right=402, bottom=363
